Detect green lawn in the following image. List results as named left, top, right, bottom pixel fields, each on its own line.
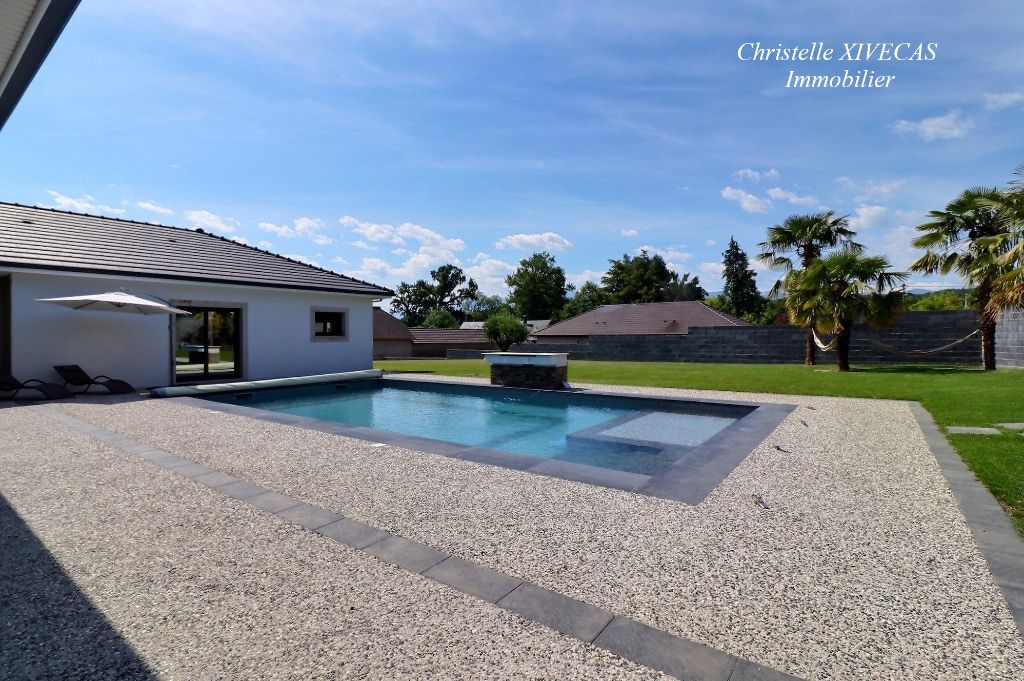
left=375, top=359, right=1024, bottom=535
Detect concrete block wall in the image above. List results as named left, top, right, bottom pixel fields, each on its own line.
left=507, top=311, right=982, bottom=365
left=996, top=310, right=1024, bottom=368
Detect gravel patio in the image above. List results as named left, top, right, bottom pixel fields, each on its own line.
left=1, top=377, right=1022, bottom=680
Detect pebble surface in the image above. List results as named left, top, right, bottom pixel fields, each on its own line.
left=10, top=375, right=1024, bottom=680
left=0, top=405, right=660, bottom=680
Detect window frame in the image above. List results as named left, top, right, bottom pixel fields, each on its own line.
left=310, top=306, right=349, bottom=342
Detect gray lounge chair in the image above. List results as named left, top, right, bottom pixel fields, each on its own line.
left=0, top=373, right=75, bottom=400
left=53, top=365, right=135, bottom=395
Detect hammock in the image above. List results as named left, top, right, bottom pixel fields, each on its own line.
left=812, top=329, right=980, bottom=355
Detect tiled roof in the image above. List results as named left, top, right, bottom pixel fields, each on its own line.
left=409, top=327, right=491, bottom=344
left=373, top=307, right=413, bottom=340
left=536, top=302, right=750, bottom=337
left=0, top=202, right=392, bottom=296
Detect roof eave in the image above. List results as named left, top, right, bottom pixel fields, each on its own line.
left=0, top=0, right=81, bottom=132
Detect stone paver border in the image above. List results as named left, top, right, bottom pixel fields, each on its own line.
left=909, top=403, right=1024, bottom=636
left=946, top=426, right=1001, bottom=435
left=179, top=377, right=795, bottom=505
left=36, top=404, right=799, bottom=681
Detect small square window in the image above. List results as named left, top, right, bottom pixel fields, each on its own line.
left=313, top=310, right=346, bottom=338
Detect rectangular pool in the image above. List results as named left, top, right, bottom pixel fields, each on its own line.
left=200, top=378, right=793, bottom=502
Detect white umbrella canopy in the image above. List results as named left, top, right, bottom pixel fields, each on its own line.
left=36, top=290, right=191, bottom=315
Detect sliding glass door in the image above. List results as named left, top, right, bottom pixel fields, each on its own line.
left=174, top=307, right=241, bottom=383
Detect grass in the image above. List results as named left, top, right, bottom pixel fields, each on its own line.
left=375, top=359, right=1024, bottom=535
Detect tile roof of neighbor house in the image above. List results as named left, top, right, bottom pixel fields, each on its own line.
left=409, top=328, right=491, bottom=344
left=373, top=307, right=413, bottom=340
left=0, top=202, right=393, bottom=296
left=535, top=301, right=751, bottom=337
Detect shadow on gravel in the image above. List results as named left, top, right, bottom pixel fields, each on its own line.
left=0, top=495, right=157, bottom=680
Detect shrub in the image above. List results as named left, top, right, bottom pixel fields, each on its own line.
left=483, top=313, right=529, bottom=351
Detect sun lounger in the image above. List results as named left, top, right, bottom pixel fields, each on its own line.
left=53, top=365, right=135, bottom=395
left=0, top=373, right=75, bottom=400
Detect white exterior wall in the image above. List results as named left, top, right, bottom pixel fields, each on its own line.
left=5, top=269, right=378, bottom=388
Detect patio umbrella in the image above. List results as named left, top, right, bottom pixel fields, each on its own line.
left=36, top=290, right=191, bottom=315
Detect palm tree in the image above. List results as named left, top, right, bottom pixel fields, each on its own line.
left=757, top=211, right=858, bottom=365
left=910, top=187, right=1010, bottom=370
left=785, top=247, right=907, bottom=371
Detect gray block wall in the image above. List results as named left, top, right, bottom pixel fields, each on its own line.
left=504, top=311, right=982, bottom=365
left=996, top=310, right=1024, bottom=368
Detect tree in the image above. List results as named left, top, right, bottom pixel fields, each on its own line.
left=463, top=293, right=507, bottom=322
left=720, top=237, right=763, bottom=319
left=421, top=308, right=460, bottom=329
left=911, top=187, right=1011, bottom=370
left=757, top=211, right=858, bottom=365
left=785, top=246, right=907, bottom=371
left=390, top=265, right=478, bottom=326
left=667, top=272, right=707, bottom=301
left=558, top=281, right=608, bottom=320
left=483, top=312, right=530, bottom=351
left=602, top=250, right=676, bottom=303
left=505, top=252, right=573, bottom=320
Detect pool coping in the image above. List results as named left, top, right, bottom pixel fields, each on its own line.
left=908, top=402, right=1024, bottom=636
left=181, top=376, right=796, bottom=505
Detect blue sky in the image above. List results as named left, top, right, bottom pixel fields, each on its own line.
left=2, top=0, right=1023, bottom=296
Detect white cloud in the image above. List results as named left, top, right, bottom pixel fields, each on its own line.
left=257, top=240, right=273, bottom=249
left=229, top=236, right=249, bottom=245
left=259, top=216, right=331, bottom=244
left=391, top=248, right=409, bottom=256
left=720, top=186, right=769, bottom=213
left=282, top=253, right=321, bottom=267
left=848, top=204, right=888, bottom=230
left=983, top=90, right=1024, bottom=111
left=705, top=239, right=716, bottom=246
left=466, top=252, right=516, bottom=294
left=837, top=177, right=906, bottom=202
left=733, top=168, right=780, bottom=183
left=351, top=240, right=379, bottom=251
left=183, top=209, right=237, bottom=233
left=636, top=245, right=693, bottom=273
left=766, top=187, right=817, bottom=206
left=135, top=200, right=174, bottom=215
left=699, top=262, right=725, bottom=278
left=494, top=231, right=573, bottom=252
left=340, top=215, right=405, bottom=244
left=567, top=269, right=606, bottom=287
left=331, top=255, right=348, bottom=266
left=893, top=110, right=974, bottom=141
left=620, top=228, right=639, bottom=237
left=43, top=191, right=126, bottom=215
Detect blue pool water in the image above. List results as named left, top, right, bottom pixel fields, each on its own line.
left=212, top=381, right=740, bottom=475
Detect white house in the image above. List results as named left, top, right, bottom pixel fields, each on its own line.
left=0, top=202, right=393, bottom=389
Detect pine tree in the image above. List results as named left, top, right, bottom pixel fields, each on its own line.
left=721, top=237, right=762, bottom=318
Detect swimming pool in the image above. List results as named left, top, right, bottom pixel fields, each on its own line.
left=198, top=378, right=794, bottom=502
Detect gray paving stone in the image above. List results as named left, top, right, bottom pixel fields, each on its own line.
left=497, top=583, right=614, bottom=643
left=275, top=502, right=342, bottom=530
left=996, top=423, right=1024, bottom=430
left=174, top=462, right=217, bottom=479
left=593, top=616, right=738, bottom=680
left=316, top=517, right=389, bottom=549
left=363, top=536, right=449, bottom=573
left=730, top=658, right=803, bottom=680
left=423, top=556, right=523, bottom=603
left=245, top=491, right=301, bottom=514
left=149, top=453, right=192, bottom=468
left=946, top=426, right=1001, bottom=435
left=191, top=471, right=240, bottom=488
left=216, top=480, right=268, bottom=500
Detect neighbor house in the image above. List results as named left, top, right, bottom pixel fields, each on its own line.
left=534, top=301, right=749, bottom=343
left=373, top=307, right=413, bottom=358
left=0, top=203, right=392, bottom=388
left=409, top=327, right=493, bottom=357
